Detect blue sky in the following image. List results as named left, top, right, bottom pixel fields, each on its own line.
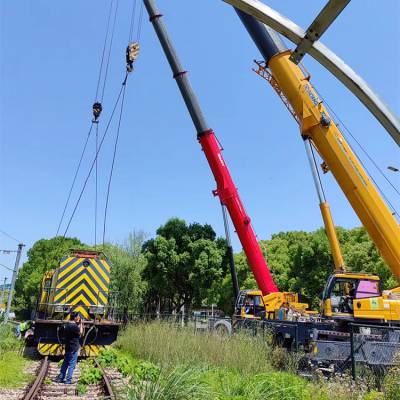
left=0, top=0, right=399, bottom=279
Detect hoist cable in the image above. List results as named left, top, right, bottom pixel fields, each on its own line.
left=325, top=107, right=400, bottom=216
left=95, top=0, right=115, bottom=102
left=136, top=1, right=144, bottom=43
left=95, top=124, right=99, bottom=248
left=102, top=81, right=128, bottom=246
left=128, top=0, right=138, bottom=42
left=56, top=123, right=94, bottom=236
left=62, top=82, right=126, bottom=238
left=101, top=0, right=120, bottom=103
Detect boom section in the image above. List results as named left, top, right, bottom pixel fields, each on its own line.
left=267, top=51, right=400, bottom=280
left=143, top=0, right=278, bottom=294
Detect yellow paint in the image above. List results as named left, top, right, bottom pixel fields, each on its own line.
left=268, top=51, right=400, bottom=282
left=38, top=343, right=107, bottom=357
left=320, top=202, right=345, bottom=271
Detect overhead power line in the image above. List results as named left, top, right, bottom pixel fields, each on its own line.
left=0, top=229, right=20, bottom=243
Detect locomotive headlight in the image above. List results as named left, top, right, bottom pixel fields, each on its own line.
left=55, top=304, right=70, bottom=313
left=90, top=306, right=104, bottom=314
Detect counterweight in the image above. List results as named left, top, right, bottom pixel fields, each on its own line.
left=143, top=0, right=278, bottom=294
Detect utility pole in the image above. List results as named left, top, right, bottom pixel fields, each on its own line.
left=4, top=243, right=24, bottom=323
left=0, top=277, right=7, bottom=311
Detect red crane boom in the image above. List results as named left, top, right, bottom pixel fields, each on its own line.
left=144, top=0, right=278, bottom=294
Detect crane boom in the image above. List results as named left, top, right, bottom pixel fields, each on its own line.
left=143, top=0, right=278, bottom=294
left=236, top=11, right=400, bottom=281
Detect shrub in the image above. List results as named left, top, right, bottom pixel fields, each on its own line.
left=383, top=362, right=400, bottom=400
left=128, top=365, right=212, bottom=400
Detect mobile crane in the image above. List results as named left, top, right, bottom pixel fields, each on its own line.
left=143, top=0, right=311, bottom=319
left=144, top=0, right=400, bottom=364
left=235, top=9, right=400, bottom=325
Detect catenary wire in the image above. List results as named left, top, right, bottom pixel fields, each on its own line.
left=0, top=263, right=13, bottom=272
left=0, top=229, right=20, bottom=243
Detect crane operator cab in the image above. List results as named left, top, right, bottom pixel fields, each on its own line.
left=235, top=290, right=266, bottom=319
left=320, top=272, right=400, bottom=323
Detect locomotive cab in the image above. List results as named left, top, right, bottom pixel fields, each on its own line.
left=33, top=249, right=120, bottom=356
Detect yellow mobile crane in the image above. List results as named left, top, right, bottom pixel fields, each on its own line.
left=235, top=11, right=400, bottom=324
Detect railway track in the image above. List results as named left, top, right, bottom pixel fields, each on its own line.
left=23, top=356, right=117, bottom=400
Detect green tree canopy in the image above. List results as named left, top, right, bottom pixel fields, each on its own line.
left=14, top=236, right=84, bottom=319
left=218, top=226, right=395, bottom=310
left=104, top=231, right=147, bottom=319
left=142, top=218, right=228, bottom=313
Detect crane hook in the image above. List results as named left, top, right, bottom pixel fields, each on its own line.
left=92, top=102, right=103, bottom=123
left=126, top=42, right=140, bottom=73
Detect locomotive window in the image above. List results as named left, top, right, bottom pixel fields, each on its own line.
left=44, top=279, right=51, bottom=289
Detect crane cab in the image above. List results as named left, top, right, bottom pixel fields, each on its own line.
left=235, top=289, right=309, bottom=320
left=235, top=290, right=266, bottom=319
left=321, top=272, right=400, bottom=323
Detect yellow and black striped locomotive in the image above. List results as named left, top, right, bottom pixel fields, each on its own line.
left=33, top=249, right=120, bottom=356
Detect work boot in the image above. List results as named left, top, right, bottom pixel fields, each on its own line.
left=54, top=376, right=65, bottom=383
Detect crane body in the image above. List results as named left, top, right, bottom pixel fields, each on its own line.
left=236, top=9, right=400, bottom=325
left=141, top=2, right=400, bottom=366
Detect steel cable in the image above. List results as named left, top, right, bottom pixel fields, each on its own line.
left=56, top=123, right=94, bottom=236
left=102, top=81, right=128, bottom=246
left=62, top=82, right=126, bottom=238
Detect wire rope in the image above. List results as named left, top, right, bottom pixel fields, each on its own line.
left=128, top=0, right=138, bottom=42
left=95, top=124, right=99, bottom=248
left=95, top=0, right=115, bottom=102
left=314, top=86, right=400, bottom=198
left=56, top=123, right=94, bottom=236
left=311, top=85, right=399, bottom=218
left=102, top=81, right=128, bottom=246
left=62, top=82, right=126, bottom=238
left=136, top=1, right=144, bottom=43
left=101, top=0, right=120, bottom=103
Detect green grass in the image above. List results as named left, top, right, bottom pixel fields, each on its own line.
left=115, top=322, right=388, bottom=400
left=117, top=322, right=283, bottom=374
left=0, top=325, right=33, bottom=388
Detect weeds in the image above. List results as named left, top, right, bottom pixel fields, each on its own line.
left=128, top=365, right=212, bottom=400
left=0, top=324, right=32, bottom=388
left=117, top=322, right=274, bottom=374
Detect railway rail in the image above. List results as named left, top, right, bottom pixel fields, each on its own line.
left=23, top=356, right=117, bottom=400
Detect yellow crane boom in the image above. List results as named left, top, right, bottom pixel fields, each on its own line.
left=262, top=50, right=400, bottom=281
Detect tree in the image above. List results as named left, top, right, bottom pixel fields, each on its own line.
left=104, top=231, right=147, bottom=320
left=217, top=226, right=396, bottom=311
left=142, top=218, right=227, bottom=313
left=13, top=236, right=84, bottom=319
